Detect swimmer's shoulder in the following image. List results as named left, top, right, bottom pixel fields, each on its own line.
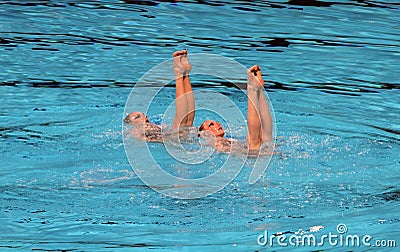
left=144, top=123, right=163, bottom=142
left=215, top=137, right=239, bottom=153
left=127, top=123, right=163, bottom=142
left=145, top=123, right=162, bottom=132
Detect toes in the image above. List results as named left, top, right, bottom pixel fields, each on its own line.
left=173, top=49, right=191, bottom=75
left=173, top=50, right=186, bottom=57
left=180, top=49, right=188, bottom=59
left=248, top=65, right=262, bottom=75
left=250, top=65, right=258, bottom=71
left=247, top=65, right=265, bottom=86
left=248, top=65, right=258, bottom=75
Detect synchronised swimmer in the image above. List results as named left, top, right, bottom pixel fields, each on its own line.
left=124, top=49, right=273, bottom=154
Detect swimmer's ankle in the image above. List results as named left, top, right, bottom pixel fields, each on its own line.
left=174, top=68, right=188, bottom=78
left=247, top=85, right=262, bottom=93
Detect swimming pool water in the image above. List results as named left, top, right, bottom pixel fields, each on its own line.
left=1, top=0, right=399, bottom=251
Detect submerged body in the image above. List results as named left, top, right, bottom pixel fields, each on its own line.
left=201, top=132, right=274, bottom=156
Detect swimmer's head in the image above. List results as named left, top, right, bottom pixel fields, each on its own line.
left=199, top=120, right=225, bottom=137
left=124, top=112, right=149, bottom=124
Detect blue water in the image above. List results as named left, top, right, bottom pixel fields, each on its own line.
left=1, top=0, right=399, bottom=251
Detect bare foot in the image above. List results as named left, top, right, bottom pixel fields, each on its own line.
left=247, top=65, right=265, bottom=89
left=181, top=49, right=192, bottom=73
left=173, top=49, right=192, bottom=77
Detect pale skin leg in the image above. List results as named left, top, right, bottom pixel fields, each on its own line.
left=173, top=49, right=194, bottom=129
left=258, top=85, right=273, bottom=142
left=181, top=51, right=195, bottom=125
left=247, top=78, right=262, bottom=149
left=246, top=65, right=272, bottom=150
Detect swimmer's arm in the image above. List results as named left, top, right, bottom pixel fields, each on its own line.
left=214, top=138, right=236, bottom=153
left=126, top=128, right=146, bottom=141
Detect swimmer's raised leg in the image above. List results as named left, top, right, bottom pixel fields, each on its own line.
left=181, top=50, right=194, bottom=126
left=246, top=65, right=272, bottom=149
left=254, top=66, right=272, bottom=142
left=173, top=49, right=194, bottom=129
left=246, top=65, right=262, bottom=150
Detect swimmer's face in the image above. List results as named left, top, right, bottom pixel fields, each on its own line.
left=124, top=112, right=149, bottom=124
left=200, top=120, right=225, bottom=137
